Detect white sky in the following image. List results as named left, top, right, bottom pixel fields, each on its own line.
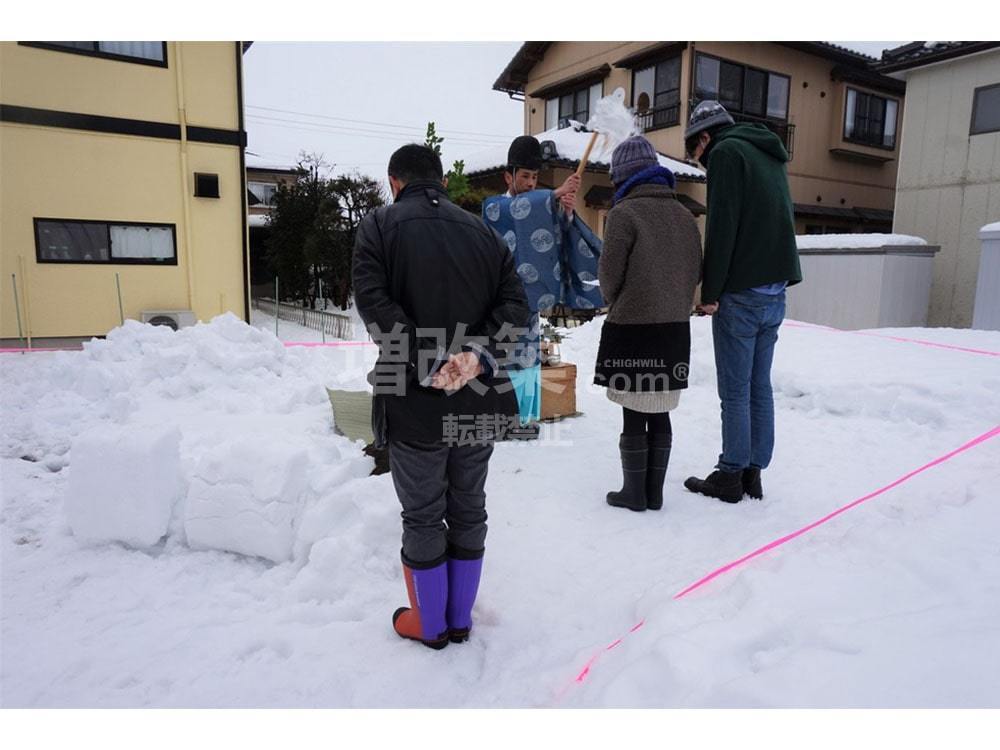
left=242, top=42, right=524, bottom=177
left=243, top=41, right=906, bottom=183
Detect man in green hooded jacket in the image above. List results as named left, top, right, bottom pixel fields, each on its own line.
left=682, top=100, right=803, bottom=504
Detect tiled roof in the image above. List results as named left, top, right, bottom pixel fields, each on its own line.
left=876, top=42, right=1000, bottom=73
left=495, top=41, right=897, bottom=96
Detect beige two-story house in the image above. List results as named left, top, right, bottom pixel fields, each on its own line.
left=469, top=41, right=905, bottom=239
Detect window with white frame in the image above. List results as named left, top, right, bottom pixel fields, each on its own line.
left=35, top=219, right=177, bottom=265
left=844, top=88, right=898, bottom=149
left=544, top=82, right=603, bottom=130
left=248, top=181, right=278, bottom=207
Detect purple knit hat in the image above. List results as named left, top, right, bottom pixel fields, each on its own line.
left=610, top=136, right=659, bottom=186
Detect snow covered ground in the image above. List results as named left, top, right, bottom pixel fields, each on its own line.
left=2, top=313, right=999, bottom=708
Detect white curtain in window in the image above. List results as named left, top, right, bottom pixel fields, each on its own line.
left=884, top=99, right=898, bottom=146
left=589, top=82, right=603, bottom=110
left=111, top=225, right=174, bottom=259
left=99, top=42, right=163, bottom=61
left=766, top=75, right=789, bottom=119
left=248, top=182, right=277, bottom=206
left=634, top=65, right=654, bottom=110
left=545, top=98, right=559, bottom=130
left=845, top=89, right=857, bottom=139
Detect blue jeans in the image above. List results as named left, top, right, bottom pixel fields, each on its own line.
left=711, top=289, right=785, bottom=473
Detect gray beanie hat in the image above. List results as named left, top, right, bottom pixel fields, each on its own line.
left=610, top=135, right=659, bottom=185
left=684, top=100, right=736, bottom=140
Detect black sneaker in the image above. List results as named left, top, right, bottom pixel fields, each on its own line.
left=743, top=466, right=763, bottom=500
left=684, top=469, right=744, bottom=503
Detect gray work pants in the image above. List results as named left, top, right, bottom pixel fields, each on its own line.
left=389, top=440, right=493, bottom=564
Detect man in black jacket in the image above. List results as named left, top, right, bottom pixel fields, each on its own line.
left=353, top=144, right=530, bottom=650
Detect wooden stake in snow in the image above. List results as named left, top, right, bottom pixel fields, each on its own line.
left=11, top=273, right=25, bottom=349
left=115, top=272, right=125, bottom=326
left=575, top=87, right=641, bottom=176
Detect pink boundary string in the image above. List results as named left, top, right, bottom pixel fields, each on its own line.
left=1, top=341, right=376, bottom=355
left=557, top=423, right=1000, bottom=696
left=782, top=320, right=1000, bottom=357
left=0, top=347, right=82, bottom=354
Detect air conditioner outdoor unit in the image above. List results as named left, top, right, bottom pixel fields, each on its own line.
left=140, top=310, right=197, bottom=331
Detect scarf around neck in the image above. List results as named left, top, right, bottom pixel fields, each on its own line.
left=612, top=164, right=677, bottom=205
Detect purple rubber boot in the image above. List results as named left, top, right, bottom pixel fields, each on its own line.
left=446, top=548, right=484, bottom=644
left=393, top=555, right=449, bottom=650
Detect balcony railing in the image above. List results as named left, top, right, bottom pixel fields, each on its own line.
left=637, top=105, right=681, bottom=132
left=731, top=112, right=796, bottom=160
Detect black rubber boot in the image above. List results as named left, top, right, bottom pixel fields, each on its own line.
left=607, top=434, right=648, bottom=512
left=684, top=469, right=744, bottom=503
left=645, top=433, right=671, bottom=511
left=743, top=466, right=763, bottom=500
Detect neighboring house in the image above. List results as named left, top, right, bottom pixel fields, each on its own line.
left=876, top=42, right=1000, bottom=328
left=246, top=159, right=304, bottom=292
left=0, top=41, right=251, bottom=342
left=469, top=41, right=905, bottom=238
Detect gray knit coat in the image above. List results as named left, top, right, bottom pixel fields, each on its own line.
left=598, top=184, right=703, bottom=324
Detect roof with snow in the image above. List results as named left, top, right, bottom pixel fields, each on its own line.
left=245, top=154, right=304, bottom=174
left=876, top=41, right=1000, bottom=74
left=462, top=125, right=705, bottom=182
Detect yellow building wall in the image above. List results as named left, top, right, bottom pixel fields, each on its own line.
left=0, top=41, right=247, bottom=340
left=0, top=42, right=238, bottom=130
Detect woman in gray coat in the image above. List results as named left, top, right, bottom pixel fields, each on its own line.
left=594, top=135, right=702, bottom=512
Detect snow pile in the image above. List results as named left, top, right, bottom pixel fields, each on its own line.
left=185, top=438, right=311, bottom=562
left=3, top=310, right=1000, bottom=708
left=980, top=221, right=1000, bottom=234
left=65, top=425, right=183, bottom=549
left=796, top=233, right=928, bottom=250
left=463, top=125, right=704, bottom=180
left=1, top=314, right=374, bottom=563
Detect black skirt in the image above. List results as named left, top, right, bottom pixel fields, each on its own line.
left=593, top=320, right=691, bottom=392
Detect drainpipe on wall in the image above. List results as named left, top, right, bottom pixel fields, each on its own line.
left=174, top=42, right=197, bottom=314
left=236, top=42, right=251, bottom=323
left=687, top=42, right=697, bottom=121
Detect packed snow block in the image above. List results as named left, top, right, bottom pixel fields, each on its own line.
left=66, top=425, right=183, bottom=549
left=184, top=439, right=309, bottom=563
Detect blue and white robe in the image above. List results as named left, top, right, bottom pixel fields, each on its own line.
left=482, top=189, right=604, bottom=423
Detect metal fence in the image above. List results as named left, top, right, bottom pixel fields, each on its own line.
left=252, top=298, right=355, bottom=340
left=637, top=105, right=681, bottom=132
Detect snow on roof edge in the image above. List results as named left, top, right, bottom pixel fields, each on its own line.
left=462, top=126, right=704, bottom=180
